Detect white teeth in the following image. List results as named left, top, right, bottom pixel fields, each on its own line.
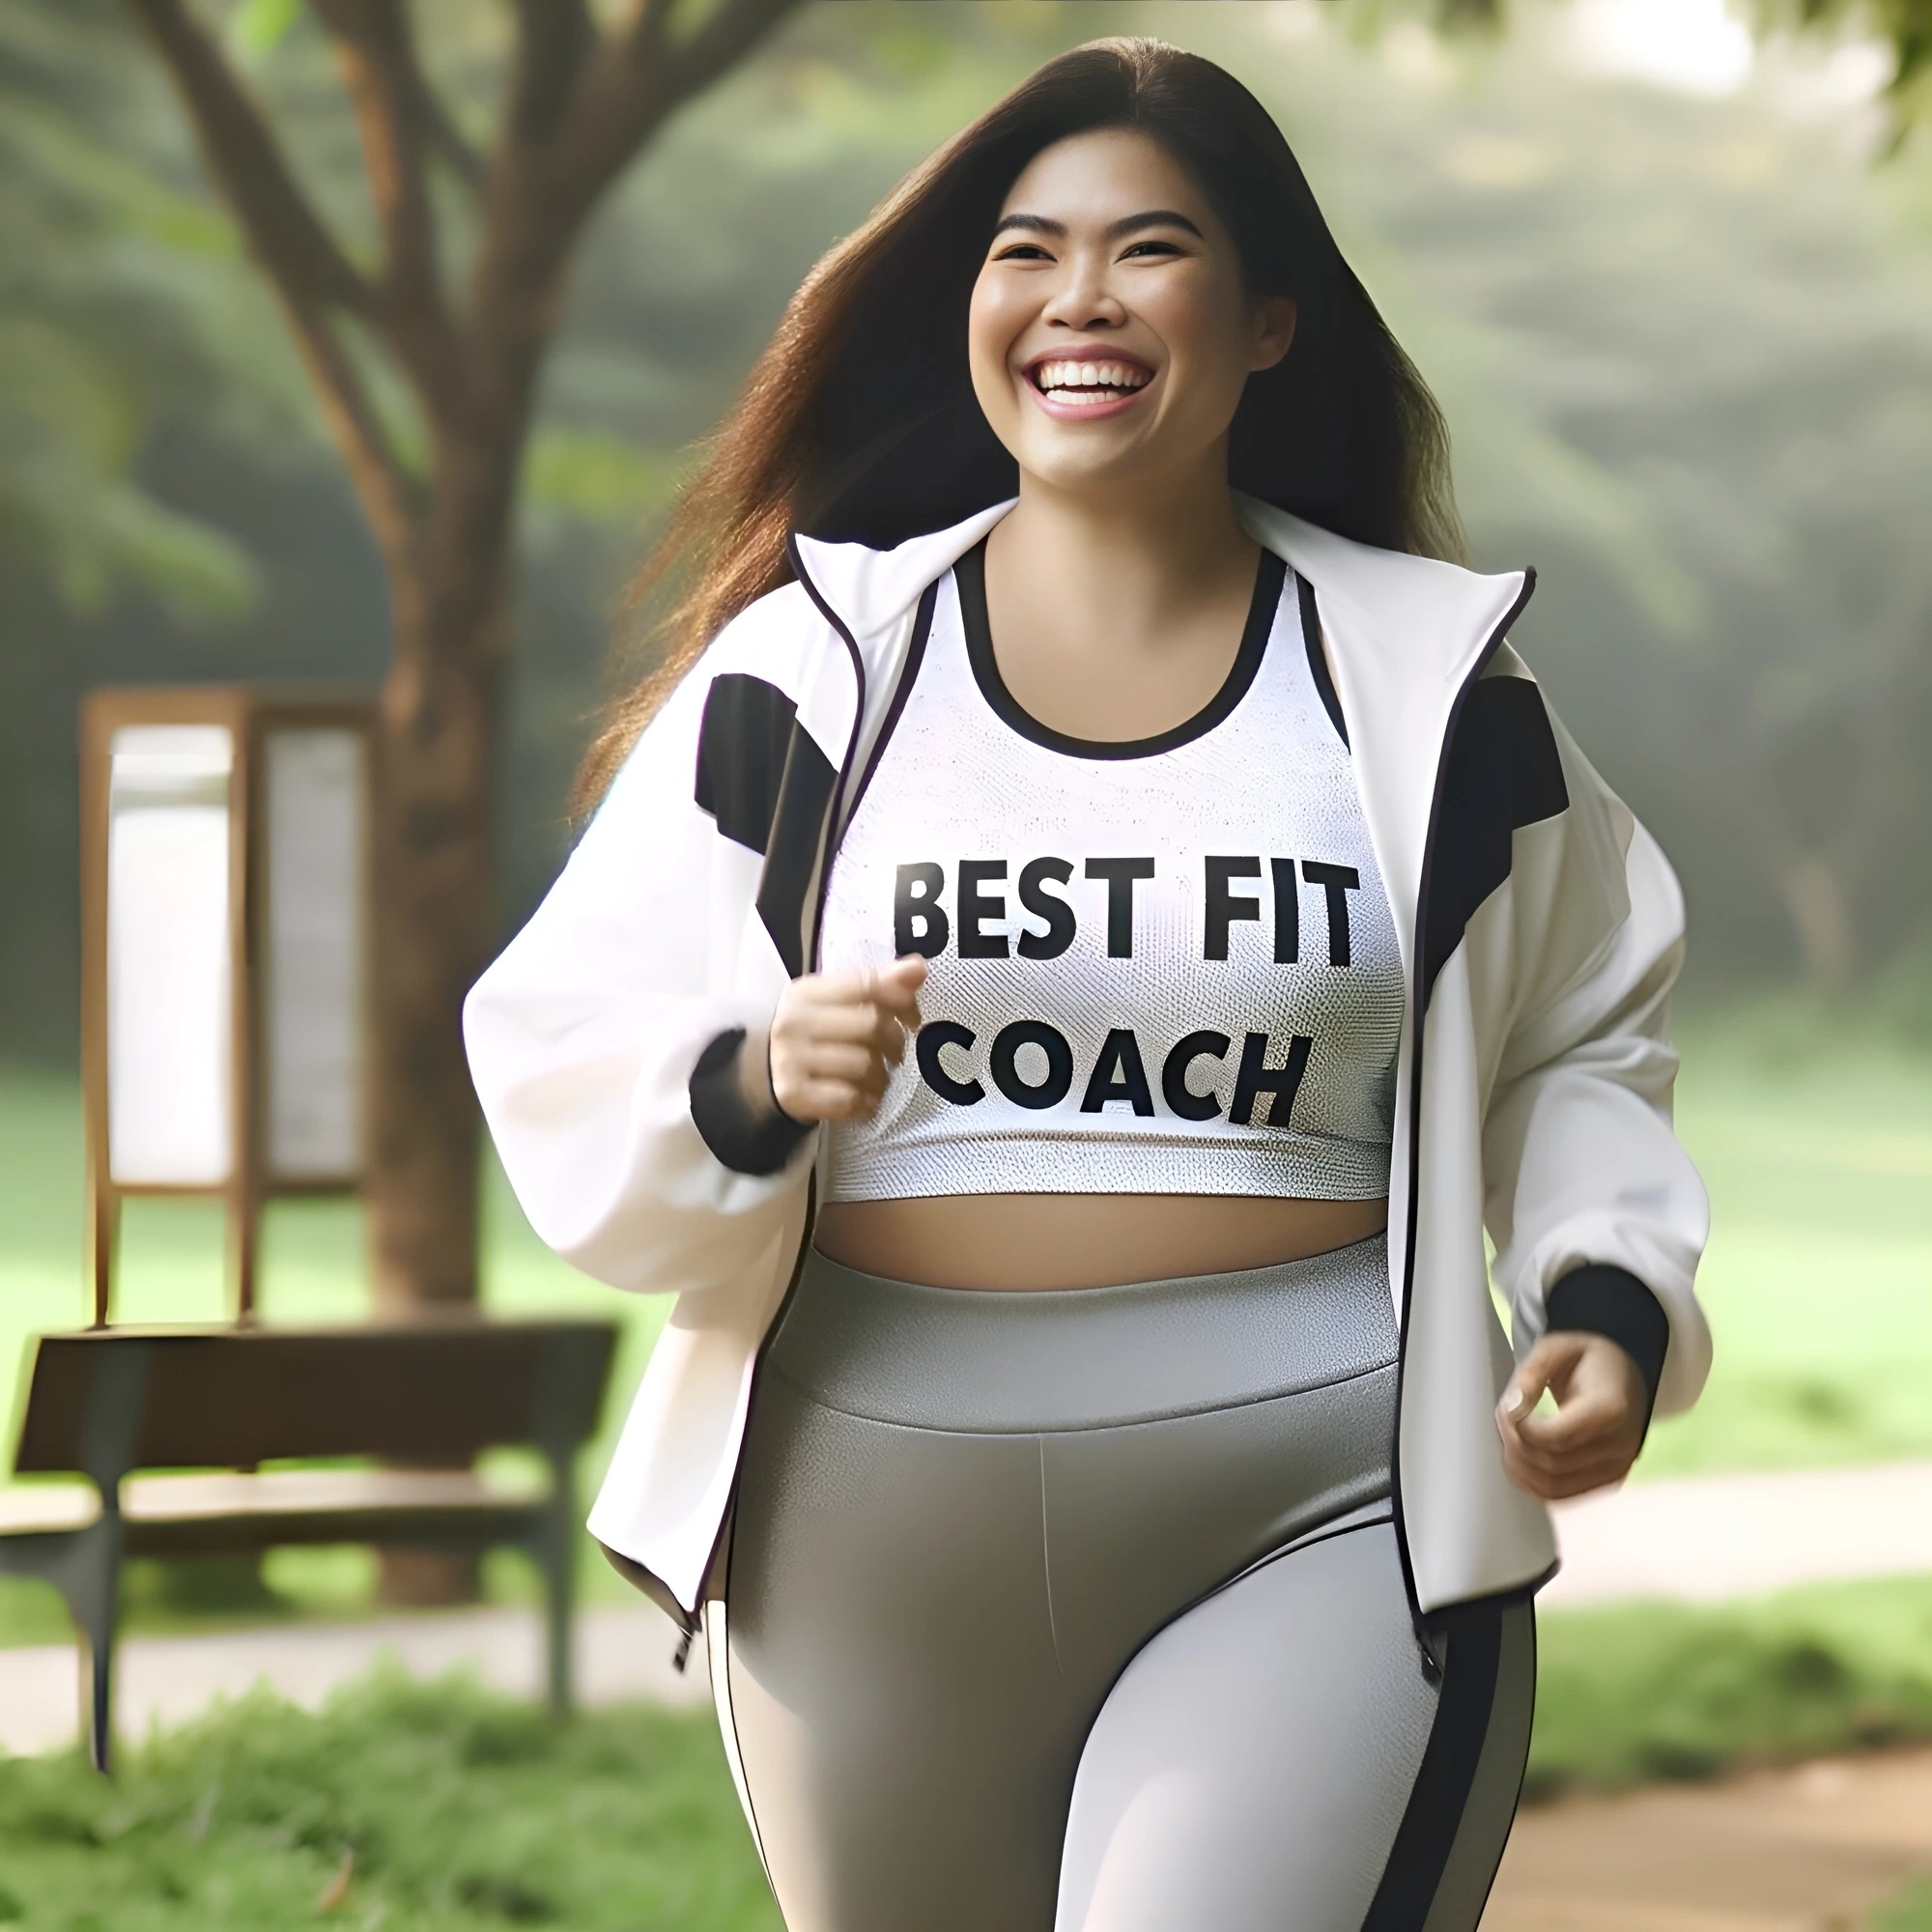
left=1034, top=358, right=1150, bottom=397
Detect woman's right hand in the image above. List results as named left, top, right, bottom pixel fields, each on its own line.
left=761, top=955, right=927, bottom=1124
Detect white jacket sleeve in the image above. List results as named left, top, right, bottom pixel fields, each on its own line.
left=1480, top=715, right=1713, bottom=1416
left=463, top=661, right=811, bottom=1298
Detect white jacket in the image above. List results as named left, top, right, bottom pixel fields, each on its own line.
left=465, top=495, right=1712, bottom=1628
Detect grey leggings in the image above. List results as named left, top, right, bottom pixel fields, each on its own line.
left=721, top=1236, right=1535, bottom=1931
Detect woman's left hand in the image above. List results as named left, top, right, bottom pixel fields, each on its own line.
left=1494, top=1332, right=1647, bottom=1501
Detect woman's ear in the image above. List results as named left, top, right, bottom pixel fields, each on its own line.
left=1251, top=295, right=1297, bottom=372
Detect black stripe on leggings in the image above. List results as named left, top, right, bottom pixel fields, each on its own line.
left=1360, top=1603, right=1504, bottom=1931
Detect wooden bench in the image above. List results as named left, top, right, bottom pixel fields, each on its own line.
left=0, top=1318, right=616, bottom=1770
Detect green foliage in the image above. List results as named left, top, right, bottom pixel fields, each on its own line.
left=229, top=0, right=303, bottom=59
left=1751, top=2, right=1932, bottom=137
left=1430, top=0, right=1932, bottom=134
left=0, top=1670, right=780, bottom=1931
left=0, top=0, right=270, bottom=617
left=524, top=432, right=688, bottom=528
left=1529, top=1575, right=1932, bottom=1797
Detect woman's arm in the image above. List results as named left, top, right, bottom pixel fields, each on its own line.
left=1481, top=703, right=1713, bottom=1494
left=463, top=659, right=812, bottom=1297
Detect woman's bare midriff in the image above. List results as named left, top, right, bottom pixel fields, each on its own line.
left=812, top=1193, right=1390, bottom=1292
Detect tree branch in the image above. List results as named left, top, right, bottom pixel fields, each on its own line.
left=558, top=0, right=802, bottom=215
left=125, top=0, right=418, bottom=556
left=335, top=0, right=484, bottom=194
left=125, top=0, right=377, bottom=318
left=506, top=0, right=596, bottom=146
left=311, top=0, right=468, bottom=426
left=657, top=0, right=802, bottom=105
left=284, top=305, right=426, bottom=564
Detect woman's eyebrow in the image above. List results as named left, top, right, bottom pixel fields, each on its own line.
left=990, top=209, right=1206, bottom=242
left=991, top=213, right=1065, bottom=239
left=1104, top=209, right=1204, bottom=241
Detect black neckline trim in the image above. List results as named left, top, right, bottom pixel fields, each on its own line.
left=953, top=540, right=1286, bottom=762
left=1298, top=572, right=1349, bottom=748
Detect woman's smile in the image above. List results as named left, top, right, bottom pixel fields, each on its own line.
left=1024, top=345, right=1157, bottom=419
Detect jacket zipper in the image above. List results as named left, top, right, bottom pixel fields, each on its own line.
left=683, top=534, right=880, bottom=1631
left=783, top=530, right=871, bottom=969
left=1387, top=567, right=1538, bottom=1667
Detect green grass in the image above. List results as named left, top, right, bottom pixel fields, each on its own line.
left=1640, top=1000, right=1932, bottom=1480
left=4, top=1571, right=1932, bottom=1929
left=0, top=1671, right=780, bottom=1932
left=1528, top=1572, right=1932, bottom=1797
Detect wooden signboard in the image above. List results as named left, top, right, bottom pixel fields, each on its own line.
left=79, top=688, right=376, bottom=1324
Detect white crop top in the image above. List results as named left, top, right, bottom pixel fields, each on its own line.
left=816, top=542, right=1404, bottom=1202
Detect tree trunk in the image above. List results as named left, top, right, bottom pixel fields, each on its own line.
left=366, top=478, right=514, bottom=1602
left=368, top=583, right=507, bottom=1306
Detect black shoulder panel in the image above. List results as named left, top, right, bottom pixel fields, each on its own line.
left=694, top=670, right=838, bottom=978
left=1421, top=675, right=1568, bottom=1006
left=695, top=673, right=798, bottom=855
left=754, top=728, right=837, bottom=979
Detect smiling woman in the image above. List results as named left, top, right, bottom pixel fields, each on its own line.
left=466, top=36, right=1712, bottom=1932
left=955, top=129, right=1300, bottom=781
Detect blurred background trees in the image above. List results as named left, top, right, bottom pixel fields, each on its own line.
left=121, top=0, right=811, bottom=1320
left=3, top=0, right=1928, bottom=1091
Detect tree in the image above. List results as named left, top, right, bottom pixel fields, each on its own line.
left=126, top=0, right=805, bottom=1321
left=1753, top=3, right=1932, bottom=133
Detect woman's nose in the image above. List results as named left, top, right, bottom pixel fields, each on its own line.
left=1040, top=259, right=1127, bottom=331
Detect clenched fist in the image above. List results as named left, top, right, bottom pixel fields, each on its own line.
left=752, top=955, right=927, bottom=1125
left=1494, top=1330, right=1648, bottom=1501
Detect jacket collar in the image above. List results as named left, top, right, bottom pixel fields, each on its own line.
left=790, top=492, right=1530, bottom=696
left=789, top=499, right=1017, bottom=643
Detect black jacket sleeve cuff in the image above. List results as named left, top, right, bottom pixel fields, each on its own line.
left=689, top=1026, right=813, bottom=1177
left=1546, top=1264, right=1669, bottom=1428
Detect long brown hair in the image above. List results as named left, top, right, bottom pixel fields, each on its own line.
left=576, top=36, right=1464, bottom=807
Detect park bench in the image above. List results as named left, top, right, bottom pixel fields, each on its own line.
left=0, top=1317, right=616, bottom=1771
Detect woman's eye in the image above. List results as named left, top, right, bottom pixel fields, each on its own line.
left=1122, top=241, right=1183, bottom=260
left=993, top=243, right=1053, bottom=263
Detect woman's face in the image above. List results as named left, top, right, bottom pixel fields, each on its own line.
left=968, top=127, right=1296, bottom=498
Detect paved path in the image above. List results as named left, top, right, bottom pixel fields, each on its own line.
left=0, top=1603, right=709, bottom=1758
left=1543, top=1459, right=1932, bottom=1608
left=4, top=1460, right=1932, bottom=1759
left=1486, top=1748, right=1932, bottom=1930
